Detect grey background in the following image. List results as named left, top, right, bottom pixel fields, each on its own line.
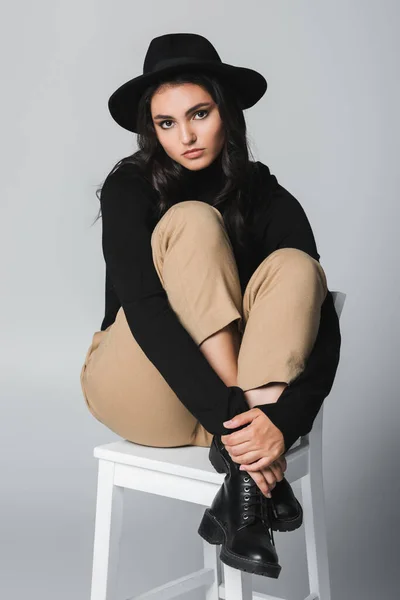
left=1, top=1, right=399, bottom=599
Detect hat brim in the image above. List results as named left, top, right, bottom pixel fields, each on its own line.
left=108, top=59, right=267, bottom=133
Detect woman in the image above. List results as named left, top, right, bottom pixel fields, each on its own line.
left=80, top=33, right=341, bottom=578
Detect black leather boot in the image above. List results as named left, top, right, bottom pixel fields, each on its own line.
left=198, top=440, right=281, bottom=578
left=208, top=433, right=303, bottom=532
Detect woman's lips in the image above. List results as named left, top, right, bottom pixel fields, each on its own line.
left=183, top=149, right=204, bottom=158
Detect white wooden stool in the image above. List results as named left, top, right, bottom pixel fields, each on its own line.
left=89, top=291, right=345, bottom=600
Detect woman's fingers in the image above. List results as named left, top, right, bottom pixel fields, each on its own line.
left=246, top=466, right=283, bottom=497
left=245, top=465, right=285, bottom=498
left=225, top=441, right=287, bottom=480
left=260, top=467, right=279, bottom=490
left=229, top=448, right=263, bottom=464
left=276, top=455, right=287, bottom=472
left=246, top=469, right=273, bottom=497
left=268, top=461, right=284, bottom=482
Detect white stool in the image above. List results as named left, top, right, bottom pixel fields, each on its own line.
left=89, top=291, right=346, bottom=600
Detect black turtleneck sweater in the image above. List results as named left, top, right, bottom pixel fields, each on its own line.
left=98, top=156, right=341, bottom=452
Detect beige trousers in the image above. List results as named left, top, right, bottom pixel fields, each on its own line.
left=80, top=201, right=328, bottom=448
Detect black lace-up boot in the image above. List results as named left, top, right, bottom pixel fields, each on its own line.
left=198, top=440, right=281, bottom=578
left=208, top=433, right=303, bottom=532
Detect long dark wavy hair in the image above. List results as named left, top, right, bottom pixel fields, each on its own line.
left=92, top=70, right=258, bottom=254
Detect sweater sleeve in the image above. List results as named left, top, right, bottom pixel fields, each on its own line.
left=99, top=164, right=249, bottom=436
left=253, top=175, right=342, bottom=453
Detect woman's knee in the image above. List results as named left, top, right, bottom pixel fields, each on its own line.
left=152, top=200, right=225, bottom=246
left=265, top=248, right=328, bottom=298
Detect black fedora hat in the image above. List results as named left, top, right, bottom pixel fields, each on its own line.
left=108, top=32, right=267, bottom=133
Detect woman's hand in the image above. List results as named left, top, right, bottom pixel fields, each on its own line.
left=243, top=456, right=287, bottom=497
left=221, top=407, right=286, bottom=469
left=221, top=407, right=288, bottom=497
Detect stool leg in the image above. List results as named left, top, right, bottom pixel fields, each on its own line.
left=301, top=425, right=332, bottom=599
left=90, top=459, right=124, bottom=600
left=202, top=539, right=221, bottom=600
left=223, top=564, right=252, bottom=600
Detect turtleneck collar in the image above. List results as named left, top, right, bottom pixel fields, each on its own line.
left=180, top=152, right=225, bottom=205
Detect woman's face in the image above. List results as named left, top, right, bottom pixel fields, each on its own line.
left=150, top=82, right=225, bottom=170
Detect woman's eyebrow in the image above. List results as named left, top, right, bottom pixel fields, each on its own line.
left=153, top=101, right=213, bottom=120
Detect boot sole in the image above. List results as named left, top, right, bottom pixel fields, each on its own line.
left=198, top=508, right=282, bottom=579
left=209, top=446, right=303, bottom=533
left=272, top=501, right=303, bottom=532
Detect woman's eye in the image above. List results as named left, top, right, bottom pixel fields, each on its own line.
left=194, top=110, right=208, bottom=119
left=159, top=110, right=208, bottom=130
left=160, top=120, right=173, bottom=129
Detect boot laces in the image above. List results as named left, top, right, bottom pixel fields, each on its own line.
left=241, top=474, right=276, bottom=545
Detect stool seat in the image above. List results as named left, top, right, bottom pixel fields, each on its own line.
left=89, top=291, right=346, bottom=600
left=94, top=439, right=224, bottom=483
